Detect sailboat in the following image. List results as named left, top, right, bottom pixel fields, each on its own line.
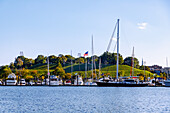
left=96, top=19, right=148, bottom=87
left=42, top=56, right=60, bottom=85
left=84, top=36, right=97, bottom=85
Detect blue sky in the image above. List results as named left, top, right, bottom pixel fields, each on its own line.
left=0, top=0, right=170, bottom=67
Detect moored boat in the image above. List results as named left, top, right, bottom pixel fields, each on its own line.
left=6, top=73, right=17, bottom=85
left=164, top=80, right=170, bottom=87
left=96, top=79, right=148, bottom=87
left=96, top=19, right=148, bottom=87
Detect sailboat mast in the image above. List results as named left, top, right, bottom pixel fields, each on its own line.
left=99, top=57, right=101, bottom=79
left=71, top=50, right=73, bottom=77
left=116, top=19, right=120, bottom=80
left=92, top=35, right=94, bottom=82
left=132, top=47, right=135, bottom=77
left=166, top=57, right=169, bottom=79
left=47, top=56, right=50, bottom=79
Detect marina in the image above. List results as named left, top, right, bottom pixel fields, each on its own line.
left=0, top=0, right=170, bottom=112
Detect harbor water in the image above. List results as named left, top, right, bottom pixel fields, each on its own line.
left=0, top=86, right=170, bottom=113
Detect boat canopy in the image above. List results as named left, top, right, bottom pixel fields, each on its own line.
left=8, top=73, right=16, bottom=79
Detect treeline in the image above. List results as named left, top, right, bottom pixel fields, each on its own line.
left=0, top=52, right=151, bottom=79
left=2, top=51, right=152, bottom=71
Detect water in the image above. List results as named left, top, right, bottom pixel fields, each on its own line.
left=0, top=86, right=170, bottom=113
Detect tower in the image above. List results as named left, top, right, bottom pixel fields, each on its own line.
left=20, top=51, right=24, bottom=56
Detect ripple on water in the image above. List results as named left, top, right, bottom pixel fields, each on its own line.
left=0, top=87, right=170, bottom=113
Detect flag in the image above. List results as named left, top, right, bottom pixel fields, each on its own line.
left=84, top=51, right=88, bottom=56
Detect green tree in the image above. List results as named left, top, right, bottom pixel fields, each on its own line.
left=9, top=62, right=15, bottom=70
left=75, top=58, right=85, bottom=64
left=139, top=65, right=150, bottom=71
left=35, top=55, right=46, bottom=64
left=49, top=55, right=57, bottom=64
left=0, top=66, right=12, bottom=79
left=100, top=52, right=123, bottom=65
left=65, top=55, right=75, bottom=64
left=24, top=58, right=34, bottom=68
left=65, top=73, right=71, bottom=79
left=15, top=58, right=23, bottom=69
left=123, top=57, right=139, bottom=68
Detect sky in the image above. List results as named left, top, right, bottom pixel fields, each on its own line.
left=0, top=0, right=170, bottom=67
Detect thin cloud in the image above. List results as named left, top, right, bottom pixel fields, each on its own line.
left=137, top=22, right=147, bottom=29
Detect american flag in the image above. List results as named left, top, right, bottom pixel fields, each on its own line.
left=84, top=51, right=88, bottom=56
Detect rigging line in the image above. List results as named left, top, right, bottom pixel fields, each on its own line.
left=113, top=40, right=117, bottom=53
left=106, top=21, right=118, bottom=52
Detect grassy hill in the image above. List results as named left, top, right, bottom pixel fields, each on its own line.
left=28, top=63, right=153, bottom=78
left=101, top=65, right=153, bottom=77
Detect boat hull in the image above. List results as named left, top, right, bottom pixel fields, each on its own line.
left=96, top=82, right=148, bottom=87
left=164, top=81, right=170, bottom=87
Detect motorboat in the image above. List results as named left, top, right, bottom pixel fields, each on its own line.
left=42, top=75, right=60, bottom=85
left=6, top=73, right=17, bottom=85
left=50, top=75, right=59, bottom=85
left=65, top=80, right=71, bottom=85
left=19, top=79, right=26, bottom=85
left=85, top=78, right=97, bottom=85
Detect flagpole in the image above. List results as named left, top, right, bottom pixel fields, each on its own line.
left=85, top=56, right=87, bottom=83
left=84, top=51, right=88, bottom=83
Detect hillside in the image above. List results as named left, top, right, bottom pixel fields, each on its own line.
left=28, top=63, right=153, bottom=78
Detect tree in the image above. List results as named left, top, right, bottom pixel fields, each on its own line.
left=53, top=67, right=65, bottom=84
left=0, top=66, right=12, bottom=80
left=49, top=55, right=58, bottom=64
left=21, top=69, right=30, bottom=78
left=100, top=52, right=123, bottom=65
left=139, top=65, right=150, bottom=71
left=75, top=58, right=84, bottom=64
left=35, top=55, right=46, bottom=64
left=53, top=67, right=65, bottom=79
left=56, top=62, right=62, bottom=68
left=65, top=73, right=71, bottom=79
left=65, top=55, right=75, bottom=64
left=15, top=58, right=23, bottom=69
left=123, top=57, right=139, bottom=68
left=24, top=58, right=34, bottom=69
left=61, top=55, right=67, bottom=64
left=9, top=62, right=15, bottom=70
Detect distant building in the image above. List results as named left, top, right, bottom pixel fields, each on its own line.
left=148, top=65, right=162, bottom=75
left=161, top=67, right=170, bottom=78
left=162, top=67, right=170, bottom=73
